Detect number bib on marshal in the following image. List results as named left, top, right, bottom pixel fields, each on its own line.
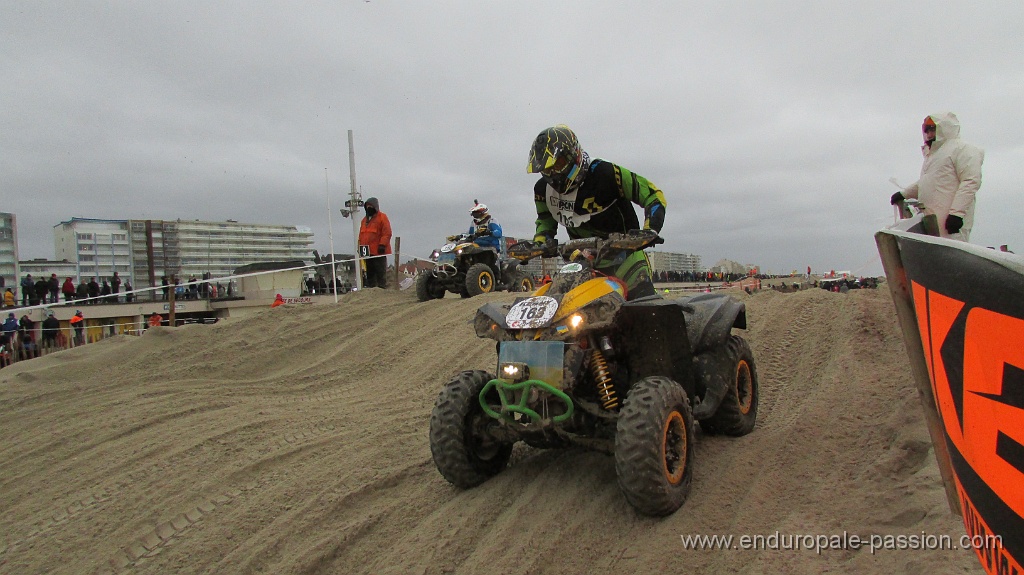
left=506, top=296, right=559, bottom=329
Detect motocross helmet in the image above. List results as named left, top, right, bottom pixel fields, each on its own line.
left=528, top=125, right=588, bottom=194
left=470, top=200, right=491, bottom=225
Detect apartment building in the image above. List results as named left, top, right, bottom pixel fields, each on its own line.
left=647, top=250, right=703, bottom=275
left=0, top=212, right=18, bottom=292
left=53, top=218, right=132, bottom=285
left=53, top=218, right=315, bottom=291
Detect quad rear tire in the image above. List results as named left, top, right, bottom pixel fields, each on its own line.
left=465, top=263, right=496, bottom=296
left=415, top=272, right=445, bottom=302
left=510, top=273, right=534, bottom=293
left=614, top=376, right=695, bottom=516
left=430, top=370, right=512, bottom=488
left=703, top=335, right=758, bottom=436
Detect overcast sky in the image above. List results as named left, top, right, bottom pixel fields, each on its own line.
left=3, top=1, right=1022, bottom=276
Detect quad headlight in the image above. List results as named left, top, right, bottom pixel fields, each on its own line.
left=500, top=362, right=530, bottom=383
left=569, top=313, right=584, bottom=328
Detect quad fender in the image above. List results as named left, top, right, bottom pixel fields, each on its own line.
left=473, top=301, right=516, bottom=339
left=462, top=245, right=499, bottom=261
left=617, top=300, right=698, bottom=399
left=678, top=293, right=747, bottom=355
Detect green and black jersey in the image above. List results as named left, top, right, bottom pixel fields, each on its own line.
left=532, top=159, right=667, bottom=297
left=533, top=160, right=666, bottom=241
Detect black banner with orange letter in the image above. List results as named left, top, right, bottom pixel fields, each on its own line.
left=877, top=229, right=1024, bottom=575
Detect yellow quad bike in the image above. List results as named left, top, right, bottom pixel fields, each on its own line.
left=417, top=232, right=534, bottom=301
left=429, top=230, right=758, bottom=516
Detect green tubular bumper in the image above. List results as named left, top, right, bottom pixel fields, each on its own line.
left=479, top=379, right=574, bottom=423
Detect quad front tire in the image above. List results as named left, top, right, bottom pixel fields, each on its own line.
left=430, top=370, right=512, bottom=488
left=415, top=272, right=445, bottom=302
left=614, top=376, right=695, bottom=516
left=465, top=263, right=496, bottom=296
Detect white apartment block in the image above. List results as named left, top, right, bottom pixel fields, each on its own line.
left=54, top=218, right=132, bottom=284
left=53, top=218, right=314, bottom=291
left=647, top=250, right=703, bottom=275
left=0, top=212, right=19, bottom=292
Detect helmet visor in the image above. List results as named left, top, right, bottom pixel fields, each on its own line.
left=541, top=154, right=571, bottom=177
left=540, top=153, right=577, bottom=188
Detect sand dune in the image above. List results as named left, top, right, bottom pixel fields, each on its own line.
left=0, top=287, right=981, bottom=574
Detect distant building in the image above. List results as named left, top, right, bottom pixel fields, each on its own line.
left=647, top=250, right=702, bottom=275
left=53, top=217, right=132, bottom=285
left=710, top=258, right=751, bottom=276
left=53, top=217, right=315, bottom=294
left=0, top=212, right=19, bottom=293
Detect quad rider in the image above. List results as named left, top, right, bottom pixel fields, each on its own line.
left=527, top=125, right=667, bottom=300
left=468, top=201, right=503, bottom=255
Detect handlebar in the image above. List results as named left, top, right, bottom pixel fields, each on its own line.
left=507, top=230, right=663, bottom=262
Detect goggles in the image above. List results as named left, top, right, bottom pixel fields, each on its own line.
left=541, top=154, right=571, bottom=177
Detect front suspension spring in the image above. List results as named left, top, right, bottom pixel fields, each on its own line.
left=590, top=349, right=619, bottom=410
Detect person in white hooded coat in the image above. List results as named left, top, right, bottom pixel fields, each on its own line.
left=891, top=111, right=984, bottom=241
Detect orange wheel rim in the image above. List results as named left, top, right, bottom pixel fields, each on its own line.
left=736, top=360, right=753, bottom=414
left=661, top=410, right=687, bottom=484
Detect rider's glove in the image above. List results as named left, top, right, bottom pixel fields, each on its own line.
left=890, top=191, right=905, bottom=205
left=645, top=203, right=665, bottom=233
left=945, top=214, right=964, bottom=234
left=476, top=225, right=489, bottom=236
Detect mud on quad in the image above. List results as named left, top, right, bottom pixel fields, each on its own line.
left=416, top=232, right=534, bottom=301
left=428, top=229, right=758, bottom=516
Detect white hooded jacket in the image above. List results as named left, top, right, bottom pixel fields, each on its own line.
left=903, top=111, right=984, bottom=241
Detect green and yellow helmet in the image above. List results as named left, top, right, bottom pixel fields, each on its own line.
left=528, top=125, right=586, bottom=193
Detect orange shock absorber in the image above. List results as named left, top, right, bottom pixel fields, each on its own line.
left=590, top=349, right=619, bottom=410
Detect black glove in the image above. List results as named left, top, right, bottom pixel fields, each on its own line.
left=646, top=204, right=665, bottom=233
left=890, top=191, right=904, bottom=205
left=378, top=245, right=386, bottom=254
left=945, top=215, right=964, bottom=234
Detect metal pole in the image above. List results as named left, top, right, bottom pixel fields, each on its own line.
left=393, top=237, right=400, bottom=289
left=348, top=130, right=362, bottom=290
left=326, top=168, right=339, bottom=303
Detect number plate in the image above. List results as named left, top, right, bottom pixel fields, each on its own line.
left=440, top=243, right=456, bottom=253
left=506, top=296, right=558, bottom=329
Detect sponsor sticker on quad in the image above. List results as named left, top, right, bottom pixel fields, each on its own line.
left=506, top=296, right=558, bottom=329
left=559, top=263, right=584, bottom=274
left=440, top=243, right=456, bottom=253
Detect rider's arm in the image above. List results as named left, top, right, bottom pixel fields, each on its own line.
left=616, top=166, right=667, bottom=232
left=533, top=180, right=557, bottom=243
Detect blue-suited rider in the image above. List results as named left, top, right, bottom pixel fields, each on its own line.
left=468, top=201, right=504, bottom=255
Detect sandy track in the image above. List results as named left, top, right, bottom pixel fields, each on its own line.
left=0, top=288, right=981, bottom=574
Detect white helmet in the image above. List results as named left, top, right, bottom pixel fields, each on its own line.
left=470, top=200, right=491, bottom=225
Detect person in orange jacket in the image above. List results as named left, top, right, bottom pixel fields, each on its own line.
left=358, top=196, right=392, bottom=288
left=270, top=294, right=285, bottom=308
left=148, top=313, right=164, bottom=328
left=70, top=309, right=85, bottom=345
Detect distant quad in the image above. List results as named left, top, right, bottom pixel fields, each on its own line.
left=416, top=232, right=534, bottom=301
left=428, top=230, right=758, bottom=516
